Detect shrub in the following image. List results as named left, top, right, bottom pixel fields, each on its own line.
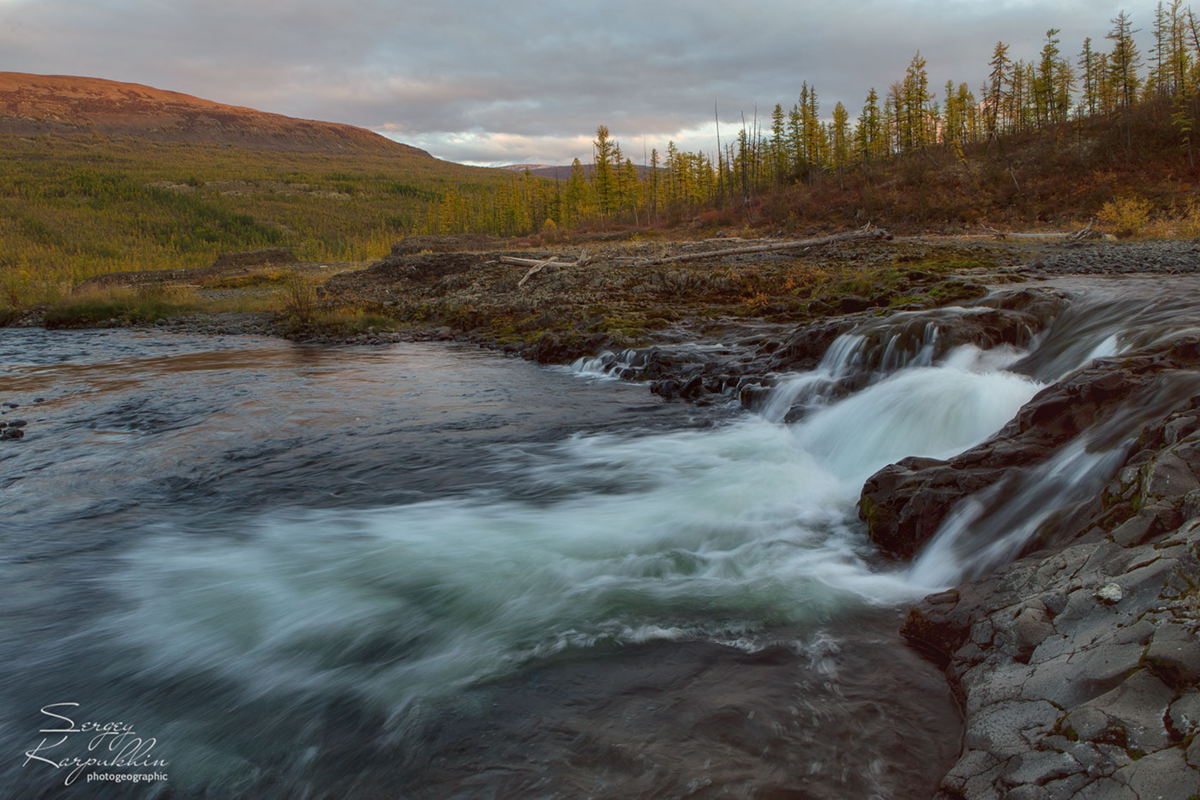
left=1172, top=203, right=1200, bottom=238
left=281, top=270, right=317, bottom=325
left=1097, top=197, right=1152, bottom=239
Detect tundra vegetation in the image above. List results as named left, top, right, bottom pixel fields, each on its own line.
left=3, top=5, right=1200, bottom=323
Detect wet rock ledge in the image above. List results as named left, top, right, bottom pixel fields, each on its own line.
left=870, top=338, right=1200, bottom=798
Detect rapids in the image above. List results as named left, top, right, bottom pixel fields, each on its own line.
left=3, top=275, right=1200, bottom=797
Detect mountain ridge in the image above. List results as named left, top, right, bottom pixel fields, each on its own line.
left=0, top=71, right=430, bottom=158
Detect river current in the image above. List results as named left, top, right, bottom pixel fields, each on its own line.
left=4, top=276, right=1200, bottom=798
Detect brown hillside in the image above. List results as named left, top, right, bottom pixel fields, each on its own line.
left=0, top=72, right=430, bottom=157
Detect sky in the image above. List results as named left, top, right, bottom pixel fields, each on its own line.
left=0, top=0, right=1164, bottom=166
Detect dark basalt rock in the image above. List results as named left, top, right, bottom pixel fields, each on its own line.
left=356, top=251, right=489, bottom=285
left=860, top=336, right=1200, bottom=560
left=901, top=391, right=1200, bottom=798
left=767, top=316, right=862, bottom=372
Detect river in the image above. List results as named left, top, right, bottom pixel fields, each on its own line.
left=4, top=275, right=1200, bottom=798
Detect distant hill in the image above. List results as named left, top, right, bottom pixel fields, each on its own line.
left=0, top=72, right=430, bottom=157
left=501, top=163, right=656, bottom=181
left=0, top=73, right=535, bottom=285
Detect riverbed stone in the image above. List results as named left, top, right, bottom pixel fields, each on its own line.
left=1040, top=773, right=1091, bottom=798
left=1169, top=689, right=1200, bottom=736
left=1141, top=450, right=1200, bottom=498
left=970, top=618, right=995, bottom=646
left=1010, top=602, right=1055, bottom=657
left=1064, top=706, right=1111, bottom=742
left=1000, top=750, right=1083, bottom=789
left=964, top=699, right=1060, bottom=757
left=1112, top=746, right=1200, bottom=798
left=1109, top=510, right=1157, bottom=547
left=1075, top=777, right=1139, bottom=799
left=1188, top=735, right=1200, bottom=768
left=1145, top=620, right=1200, bottom=684
left=1181, top=489, right=1200, bottom=521
left=939, top=749, right=1001, bottom=796
left=1024, top=641, right=1147, bottom=708
left=1081, top=670, right=1175, bottom=752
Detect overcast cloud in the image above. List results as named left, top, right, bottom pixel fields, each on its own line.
left=1, top=0, right=1161, bottom=165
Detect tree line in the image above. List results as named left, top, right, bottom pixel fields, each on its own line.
left=422, top=3, right=1200, bottom=237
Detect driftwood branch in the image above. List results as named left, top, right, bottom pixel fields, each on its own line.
left=500, top=250, right=592, bottom=270
left=980, top=222, right=1007, bottom=240
left=515, top=257, right=558, bottom=289
left=506, top=251, right=593, bottom=288
left=1066, top=219, right=1101, bottom=242
left=975, top=220, right=1100, bottom=242
left=632, top=225, right=890, bottom=266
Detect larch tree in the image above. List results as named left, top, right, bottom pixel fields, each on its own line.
left=855, top=87, right=883, bottom=162
left=648, top=147, right=660, bottom=224
left=593, top=125, right=615, bottom=224
left=786, top=102, right=804, bottom=179
left=770, top=103, right=788, bottom=185
left=830, top=101, right=851, bottom=175
left=565, top=158, right=590, bottom=228
left=1108, top=10, right=1144, bottom=150
left=901, top=52, right=931, bottom=150
left=1079, top=38, right=1099, bottom=117
left=987, top=42, right=1012, bottom=135
left=1036, top=29, right=1062, bottom=128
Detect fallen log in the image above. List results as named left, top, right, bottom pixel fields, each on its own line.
left=972, top=221, right=1100, bottom=242
left=632, top=225, right=890, bottom=266
left=499, top=250, right=592, bottom=270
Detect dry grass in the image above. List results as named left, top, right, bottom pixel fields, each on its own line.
left=42, top=283, right=203, bottom=328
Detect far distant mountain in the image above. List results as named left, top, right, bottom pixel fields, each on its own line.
left=501, top=163, right=656, bottom=180
left=499, top=164, right=557, bottom=172
left=0, top=72, right=431, bottom=158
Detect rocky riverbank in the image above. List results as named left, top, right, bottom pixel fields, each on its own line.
left=895, top=341, right=1200, bottom=798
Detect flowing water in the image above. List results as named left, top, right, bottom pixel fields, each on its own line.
left=4, top=276, right=1200, bottom=798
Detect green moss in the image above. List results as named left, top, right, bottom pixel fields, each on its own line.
left=859, top=494, right=878, bottom=531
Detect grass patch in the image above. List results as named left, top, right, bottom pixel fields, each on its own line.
left=43, top=285, right=202, bottom=328
left=278, top=306, right=403, bottom=337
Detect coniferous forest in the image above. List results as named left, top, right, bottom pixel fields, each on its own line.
left=429, top=5, right=1200, bottom=238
